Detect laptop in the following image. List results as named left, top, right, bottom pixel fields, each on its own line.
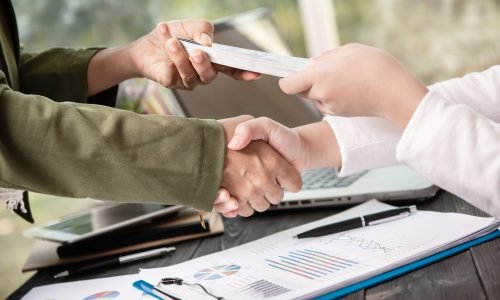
left=159, top=9, right=439, bottom=209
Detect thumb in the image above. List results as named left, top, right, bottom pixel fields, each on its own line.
left=279, top=64, right=314, bottom=95
left=228, top=118, right=273, bottom=150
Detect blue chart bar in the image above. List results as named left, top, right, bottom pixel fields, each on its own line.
left=266, top=249, right=359, bottom=280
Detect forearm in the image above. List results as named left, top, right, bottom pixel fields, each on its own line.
left=429, top=65, right=500, bottom=121
left=87, top=45, right=138, bottom=96
left=0, top=84, right=225, bottom=211
left=294, top=121, right=341, bottom=170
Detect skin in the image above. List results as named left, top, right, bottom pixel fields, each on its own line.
left=280, top=43, right=428, bottom=128
left=85, top=19, right=288, bottom=215
left=218, top=116, right=303, bottom=217
left=87, top=20, right=261, bottom=96
left=216, top=119, right=339, bottom=217
left=216, top=43, right=429, bottom=216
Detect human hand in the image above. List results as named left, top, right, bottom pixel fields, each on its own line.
left=128, top=20, right=260, bottom=90
left=214, top=119, right=341, bottom=217
left=280, top=43, right=428, bottom=127
left=215, top=116, right=302, bottom=217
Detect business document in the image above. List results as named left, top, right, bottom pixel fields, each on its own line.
left=140, top=200, right=499, bottom=299
left=178, top=38, right=309, bottom=77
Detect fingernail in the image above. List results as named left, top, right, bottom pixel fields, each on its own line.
left=200, top=33, right=212, bottom=46
left=228, top=137, right=240, bottom=149
left=228, top=202, right=238, bottom=210
left=167, top=39, right=178, bottom=52
left=191, top=50, right=203, bottom=63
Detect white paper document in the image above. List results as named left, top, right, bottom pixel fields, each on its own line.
left=178, top=38, right=309, bottom=77
left=140, top=200, right=499, bottom=300
left=21, top=274, right=148, bottom=300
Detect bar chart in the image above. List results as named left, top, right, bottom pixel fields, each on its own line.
left=265, top=248, right=359, bottom=280
left=234, top=279, right=291, bottom=298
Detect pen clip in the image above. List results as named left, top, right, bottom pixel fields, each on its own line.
left=368, top=212, right=411, bottom=226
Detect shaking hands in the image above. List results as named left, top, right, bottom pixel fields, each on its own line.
left=214, top=44, right=429, bottom=217
left=216, top=116, right=303, bottom=217
left=214, top=117, right=339, bottom=218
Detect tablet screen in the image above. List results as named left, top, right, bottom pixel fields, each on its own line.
left=25, top=203, right=180, bottom=242
left=44, top=204, right=168, bottom=235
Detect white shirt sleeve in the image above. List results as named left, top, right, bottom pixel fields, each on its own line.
left=323, top=116, right=401, bottom=176
left=396, top=88, right=500, bottom=216
left=324, top=65, right=500, bottom=216
left=325, top=65, right=500, bottom=177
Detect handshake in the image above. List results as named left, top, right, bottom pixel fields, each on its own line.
left=213, top=115, right=318, bottom=218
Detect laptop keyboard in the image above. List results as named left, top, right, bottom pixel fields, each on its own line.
left=301, top=168, right=368, bottom=190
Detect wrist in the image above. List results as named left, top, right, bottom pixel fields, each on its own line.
left=119, top=42, right=142, bottom=79
left=293, top=128, right=313, bottom=172
left=383, top=82, right=428, bottom=129
left=294, top=121, right=341, bottom=171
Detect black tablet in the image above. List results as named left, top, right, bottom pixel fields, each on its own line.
left=23, top=203, right=182, bottom=243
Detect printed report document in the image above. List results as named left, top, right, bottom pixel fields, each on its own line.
left=140, top=200, right=500, bottom=300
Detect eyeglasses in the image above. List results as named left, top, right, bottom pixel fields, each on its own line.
left=154, top=277, right=224, bottom=300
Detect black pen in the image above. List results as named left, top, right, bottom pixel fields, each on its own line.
left=53, top=247, right=176, bottom=279
left=294, top=205, right=417, bottom=239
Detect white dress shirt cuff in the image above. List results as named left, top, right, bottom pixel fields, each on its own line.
left=324, top=116, right=402, bottom=177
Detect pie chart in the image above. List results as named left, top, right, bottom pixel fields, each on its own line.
left=194, top=264, right=241, bottom=280
left=82, top=291, right=120, bottom=300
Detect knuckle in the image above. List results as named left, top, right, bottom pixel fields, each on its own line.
left=259, top=116, right=272, bottom=124
left=240, top=114, right=254, bottom=121
left=266, top=155, right=280, bottom=169
left=252, top=176, right=268, bottom=189
left=155, top=21, right=166, bottom=29
left=161, top=70, right=176, bottom=87
left=199, top=19, right=214, bottom=32
left=183, top=73, right=198, bottom=87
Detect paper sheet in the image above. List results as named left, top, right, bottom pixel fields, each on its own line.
left=21, top=274, right=149, bottom=300
left=178, top=38, right=309, bottom=77
left=140, top=200, right=497, bottom=300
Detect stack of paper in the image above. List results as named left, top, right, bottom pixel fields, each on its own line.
left=178, top=38, right=309, bottom=77
left=139, top=200, right=499, bottom=299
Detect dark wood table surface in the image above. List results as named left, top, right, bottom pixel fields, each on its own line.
left=9, top=191, right=500, bottom=299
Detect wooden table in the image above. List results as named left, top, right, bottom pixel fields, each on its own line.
left=8, top=191, right=500, bottom=299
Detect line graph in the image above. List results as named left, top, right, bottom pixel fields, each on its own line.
left=324, top=233, right=400, bottom=253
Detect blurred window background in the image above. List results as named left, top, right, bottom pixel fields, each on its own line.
left=2, top=0, right=500, bottom=297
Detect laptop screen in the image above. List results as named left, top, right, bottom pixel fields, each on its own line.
left=172, top=9, right=323, bottom=128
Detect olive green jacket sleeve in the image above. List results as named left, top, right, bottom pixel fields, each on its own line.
left=1, top=53, right=225, bottom=211
left=19, top=48, right=118, bottom=107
